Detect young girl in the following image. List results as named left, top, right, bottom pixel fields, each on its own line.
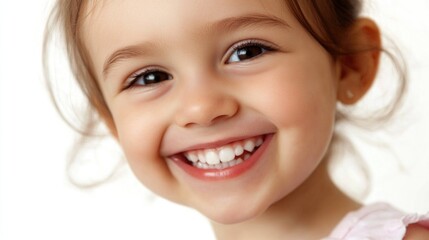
left=44, top=0, right=429, bottom=239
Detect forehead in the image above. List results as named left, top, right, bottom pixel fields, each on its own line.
left=80, top=0, right=294, bottom=77
left=82, top=0, right=289, bottom=29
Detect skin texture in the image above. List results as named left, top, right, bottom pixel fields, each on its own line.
left=79, top=0, right=429, bottom=239
left=404, top=224, right=429, bottom=240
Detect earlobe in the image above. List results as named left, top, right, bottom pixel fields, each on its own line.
left=337, top=18, right=381, bottom=105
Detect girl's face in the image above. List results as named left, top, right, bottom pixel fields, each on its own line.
left=82, top=0, right=340, bottom=223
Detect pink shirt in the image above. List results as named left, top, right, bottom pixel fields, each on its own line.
left=324, top=203, right=429, bottom=240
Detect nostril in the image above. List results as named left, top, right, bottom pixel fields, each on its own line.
left=174, top=92, right=239, bottom=128
left=182, top=114, right=232, bottom=128
left=211, top=114, right=231, bottom=124
left=183, top=115, right=228, bottom=128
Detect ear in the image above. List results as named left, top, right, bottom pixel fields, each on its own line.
left=337, top=18, right=381, bottom=105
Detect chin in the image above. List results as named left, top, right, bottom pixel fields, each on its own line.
left=206, top=208, right=265, bottom=225
left=196, top=197, right=274, bottom=225
left=200, top=183, right=295, bottom=225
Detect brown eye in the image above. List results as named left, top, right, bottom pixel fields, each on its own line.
left=127, top=70, right=172, bottom=89
left=141, top=71, right=171, bottom=84
left=230, top=46, right=264, bottom=62
left=227, top=41, right=274, bottom=63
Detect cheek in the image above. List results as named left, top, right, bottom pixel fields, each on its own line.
left=248, top=54, right=338, bottom=170
left=109, top=101, right=181, bottom=200
left=251, top=57, right=337, bottom=131
left=251, top=60, right=338, bottom=202
left=116, top=111, right=162, bottom=174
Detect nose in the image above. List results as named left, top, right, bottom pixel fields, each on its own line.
left=174, top=82, right=239, bottom=128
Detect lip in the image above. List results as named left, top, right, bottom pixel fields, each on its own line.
left=168, top=134, right=274, bottom=181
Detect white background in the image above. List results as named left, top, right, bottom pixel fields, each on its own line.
left=1, top=1, right=428, bottom=239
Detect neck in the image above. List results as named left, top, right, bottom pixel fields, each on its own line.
left=210, top=161, right=360, bottom=240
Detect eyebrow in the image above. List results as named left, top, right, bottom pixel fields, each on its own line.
left=210, top=13, right=290, bottom=33
left=102, top=13, right=289, bottom=79
left=102, top=44, right=154, bottom=79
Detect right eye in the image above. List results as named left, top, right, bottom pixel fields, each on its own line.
left=125, top=69, right=172, bottom=89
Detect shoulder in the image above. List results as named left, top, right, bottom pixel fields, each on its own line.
left=404, top=224, right=429, bottom=240
left=326, top=203, right=429, bottom=240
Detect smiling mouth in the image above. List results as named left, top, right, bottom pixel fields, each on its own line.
left=181, top=136, right=265, bottom=170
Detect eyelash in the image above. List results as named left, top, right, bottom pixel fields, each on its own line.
left=123, top=40, right=277, bottom=90
left=226, top=40, right=277, bottom=63
left=124, top=67, right=172, bottom=90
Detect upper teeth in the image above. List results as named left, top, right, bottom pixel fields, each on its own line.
left=183, top=136, right=264, bottom=167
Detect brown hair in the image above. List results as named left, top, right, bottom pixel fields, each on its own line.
left=44, top=0, right=114, bottom=135
left=43, top=0, right=407, bottom=186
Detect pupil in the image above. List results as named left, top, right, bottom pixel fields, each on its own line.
left=238, top=46, right=262, bottom=60
left=145, top=72, right=168, bottom=83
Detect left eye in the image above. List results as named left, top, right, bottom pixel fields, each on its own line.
left=227, top=42, right=273, bottom=63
